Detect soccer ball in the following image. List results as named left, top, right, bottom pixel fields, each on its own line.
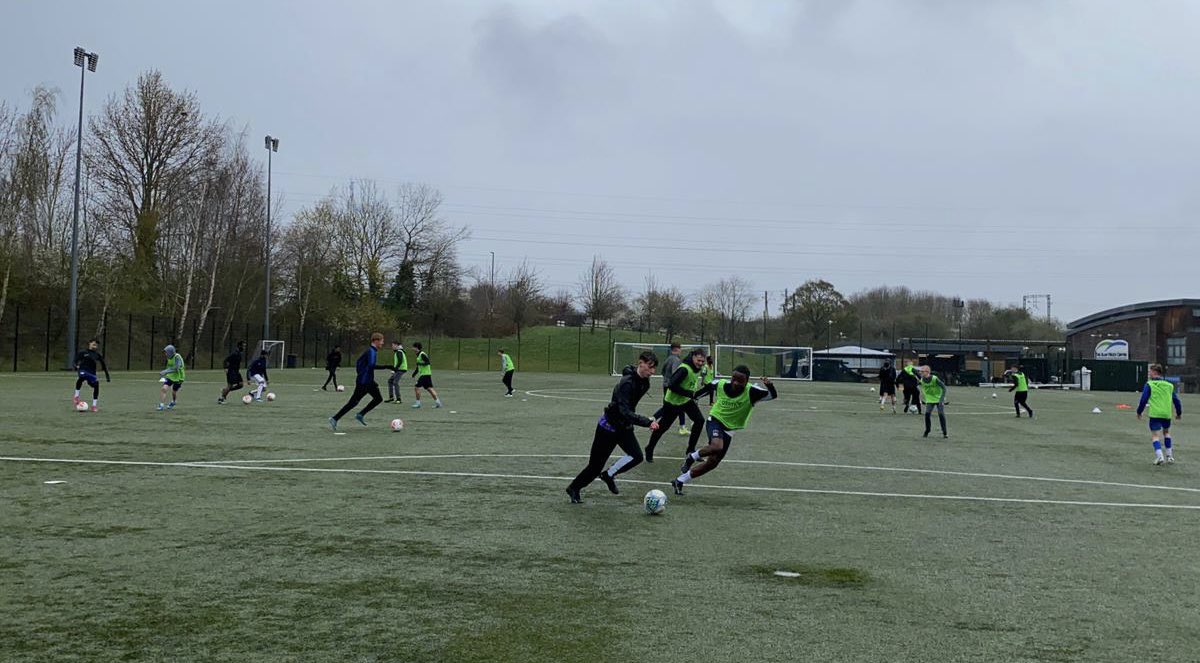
left=644, top=489, right=667, bottom=515
left=75, top=401, right=89, bottom=412
left=336, top=385, right=345, bottom=392
left=266, top=392, right=276, bottom=402
left=390, top=418, right=404, bottom=431
left=907, top=405, right=918, bottom=414
left=242, top=394, right=253, bottom=404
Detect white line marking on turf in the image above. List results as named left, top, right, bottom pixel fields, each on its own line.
left=4, top=455, right=1200, bottom=511
left=187, top=453, right=1200, bottom=496
left=522, top=390, right=1009, bottom=415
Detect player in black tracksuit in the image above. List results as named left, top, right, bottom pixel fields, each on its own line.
left=322, top=346, right=342, bottom=391
left=73, top=338, right=111, bottom=410
left=218, top=341, right=246, bottom=404
left=565, top=351, right=661, bottom=503
left=898, top=362, right=922, bottom=414
left=878, top=360, right=898, bottom=414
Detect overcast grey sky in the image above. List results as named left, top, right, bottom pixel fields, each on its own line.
left=4, top=0, right=1198, bottom=322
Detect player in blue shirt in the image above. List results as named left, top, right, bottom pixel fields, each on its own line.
left=73, top=338, right=111, bottom=411
left=247, top=350, right=270, bottom=402
left=329, top=333, right=387, bottom=431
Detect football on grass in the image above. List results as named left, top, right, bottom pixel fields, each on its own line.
left=390, top=418, right=404, bottom=431
left=266, top=392, right=276, bottom=402
left=644, top=489, right=667, bottom=515
left=75, top=401, right=89, bottom=412
left=336, top=385, right=345, bottom=392
left=242, top=394, right=253, bottom=404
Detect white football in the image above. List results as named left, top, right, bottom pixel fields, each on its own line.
left=390, top=418, right=404, bottom=431
left=266, top=392, right=276, bottom=402
left=242, top=394, right=253, bottom=404
left=644, top=489, right=667, bottom=515
left=991, top=393, right=998, bottom=399
left=75, top=401, right=89, bottom=412
left=907, top=405, right=918, bottom=413
left=336, top=385, right=345, bottom=392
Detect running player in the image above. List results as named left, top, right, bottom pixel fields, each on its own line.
left=671, top=365, right=777, bottom=495
left=247, top=350, right=269, bottom=402
left=1136, top=363, right=1183, bottom=465
left=499, top=348, right=516, bottom=397
left=1006, top=365, right=1034, bottom=418
left=878, top=360, right=898, bottom=414
left=72, top=338, right=110, bottom=411
left=329, top=333, right=388, bottom=431
left=410, top=342, right=443, bottom=408
left=919, top=365, right=948, bottom=438
left=899, top=359, right=921, bottom=414
left=321, top=345, right=341, bottom=391
left=158, top=344, right=185, bottom=411
left=700, top=355, right=715, bottom=404
left=217, top=340, right=246, bottom=404
left=644, top=348, right=706, bottom=462
left=385, top=340, right=407, bottom=403
left=565, top=351, right=660, bottom=503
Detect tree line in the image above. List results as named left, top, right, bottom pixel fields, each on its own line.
left=0, top=70, right=1062, bottom=355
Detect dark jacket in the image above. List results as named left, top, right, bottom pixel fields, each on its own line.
left=878, top=365, right=897, bottom=389
left=326, top=350, right=341, bottom=371
left=603, top=365, right=653, bottom=431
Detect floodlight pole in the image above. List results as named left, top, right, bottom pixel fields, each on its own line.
left=263, top=135, right=278, bottom=340
left=66, top=47, right=97, bottom=369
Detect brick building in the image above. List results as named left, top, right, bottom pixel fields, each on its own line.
left=1066, top=299, right=1200, bottom=390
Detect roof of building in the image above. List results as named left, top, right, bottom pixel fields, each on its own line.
left=815, top=345, right=894, bottom=357
left=1067, top=299, right=1200, bottom=333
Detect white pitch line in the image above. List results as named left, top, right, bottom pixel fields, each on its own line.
left=186, top=452, right=1200, bottom=496
left=3, top=455, right=1200, bottom=511
left=522, top=390, right=1009, bottom=415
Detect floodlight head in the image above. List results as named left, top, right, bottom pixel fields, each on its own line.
left=264, top=135, right=278, bottom=152
left=74, top=47, right=85, bottom=67
left=264, top=135, right=272, bottom=149
left=86, top=53, right=98, bottom=72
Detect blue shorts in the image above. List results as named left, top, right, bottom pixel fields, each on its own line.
left=1149, top=418, right=1172, bottom=432
left=163, top=379, right=183, bottom=391
left=706, top=418, right=733, bottom=445
left=77, top=371, right=98, bottom=386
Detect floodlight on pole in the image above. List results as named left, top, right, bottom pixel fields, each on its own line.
left=263, top=135, right=279, bottom=340
left=66, top=46, right=97, bottom=369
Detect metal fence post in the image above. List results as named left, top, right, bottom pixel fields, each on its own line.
left=12, top=304, right=19, bottom=372
left=546, top=335, right=551, bottom=372
left=577, top=325, right=582, bottom=372
left=126, top=312, right=132, bottom=370
left=149, top=316, right=156, bottom=369
left=44, top=306, right=51, bottom=371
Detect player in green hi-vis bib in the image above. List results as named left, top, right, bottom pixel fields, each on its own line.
left=899, top=360, right=922, bottom=414
left=157, top=344, right=186, bottom=411
left=700, top=355, right=716, bottom=404
left=670, top=364, right=778, bottom=496
left=644, top=348, right=708, bottom=462
left=498, top=349, right=516, bottom=397
left=385, top=340, right=408, bottom=404
left=1005, top=365, right=1034, bottom=418
left=1136, top=363, right=1183, bottom=465
left=918, top=365, right=949, bottom=438
left=409, top=342, right=443, bottom=408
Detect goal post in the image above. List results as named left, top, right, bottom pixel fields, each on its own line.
left=260, top=340, right=286, bottom=369
left=610, top=342, right=711, bottom=377
left=714, top=344, right=813, bottom=381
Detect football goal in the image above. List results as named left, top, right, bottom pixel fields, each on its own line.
left=610, top=342, right=711, bottom=377
left=260, top=340, right=286, bottom=369
left=713, top=344, right=813, bottom=381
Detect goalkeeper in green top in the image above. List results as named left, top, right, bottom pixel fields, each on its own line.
left=671, top=364, right=777, bottom=495
left=157, top=344, right=186, bottom=411
left=918, top=365, right=948, bottom=438
left=1136, top=363, right=1183, bottom=465
left=498, top=349, right=516, bottom=397
left=1005, top=365, right=1034, bottom=418
left=385, top=341, right=408, bottom=404
left=410, top=342, right=443, bottom=408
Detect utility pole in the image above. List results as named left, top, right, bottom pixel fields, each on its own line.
left=66, top=46, right=98, bottom=369
left=762, top=291, right=769, bottom=345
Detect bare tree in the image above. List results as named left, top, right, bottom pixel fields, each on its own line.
left=576, top=256, right=624, bottom=331
left=86, top=70, right=222, bottom=281
left=503, top=259, right=543, bottom=343
left=710, top=276, right=754, bottom=341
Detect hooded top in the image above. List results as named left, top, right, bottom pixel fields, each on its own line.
left=602, top=365, right=653, bottom=431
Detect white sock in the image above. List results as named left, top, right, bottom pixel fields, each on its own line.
left=92, top=399, right=97, bottom=407
left=436, top=399, right=443, bottom=405
left=690, top=450, right=702, bottom=461
left=607, top=455, right=634, bottom=475
left=1156, top=449, right=1165, bottom=459
left=676, top=471, right=693, bottom=484
left=74, top=390, right=80, bottom=398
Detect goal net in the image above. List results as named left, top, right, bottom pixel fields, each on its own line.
left=611, top=342, right=711, bottom=377
left=713, top=344, right=813, bottom=381
left=260, top=340, right=286, bottom=369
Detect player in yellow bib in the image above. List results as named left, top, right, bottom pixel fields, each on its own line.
left=918, top=365, right=948, bottom=438
left=410, top=342, right=443, bottom=408
left=498, top=349, right=516, bottom=397
left=385, top=341, right=408, bottom=404
left=644, top=348, right=708, bottom=462
left=157, top=344, right=186, bottom=411
left=1005, top=365, right=1034, bottom=418
left=1136, top=363, right=1182, bottom=465
left=671, top=364, right=777, bottom=495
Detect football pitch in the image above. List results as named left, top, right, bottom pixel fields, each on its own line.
left=2, top=370, right=1198, bottom=662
